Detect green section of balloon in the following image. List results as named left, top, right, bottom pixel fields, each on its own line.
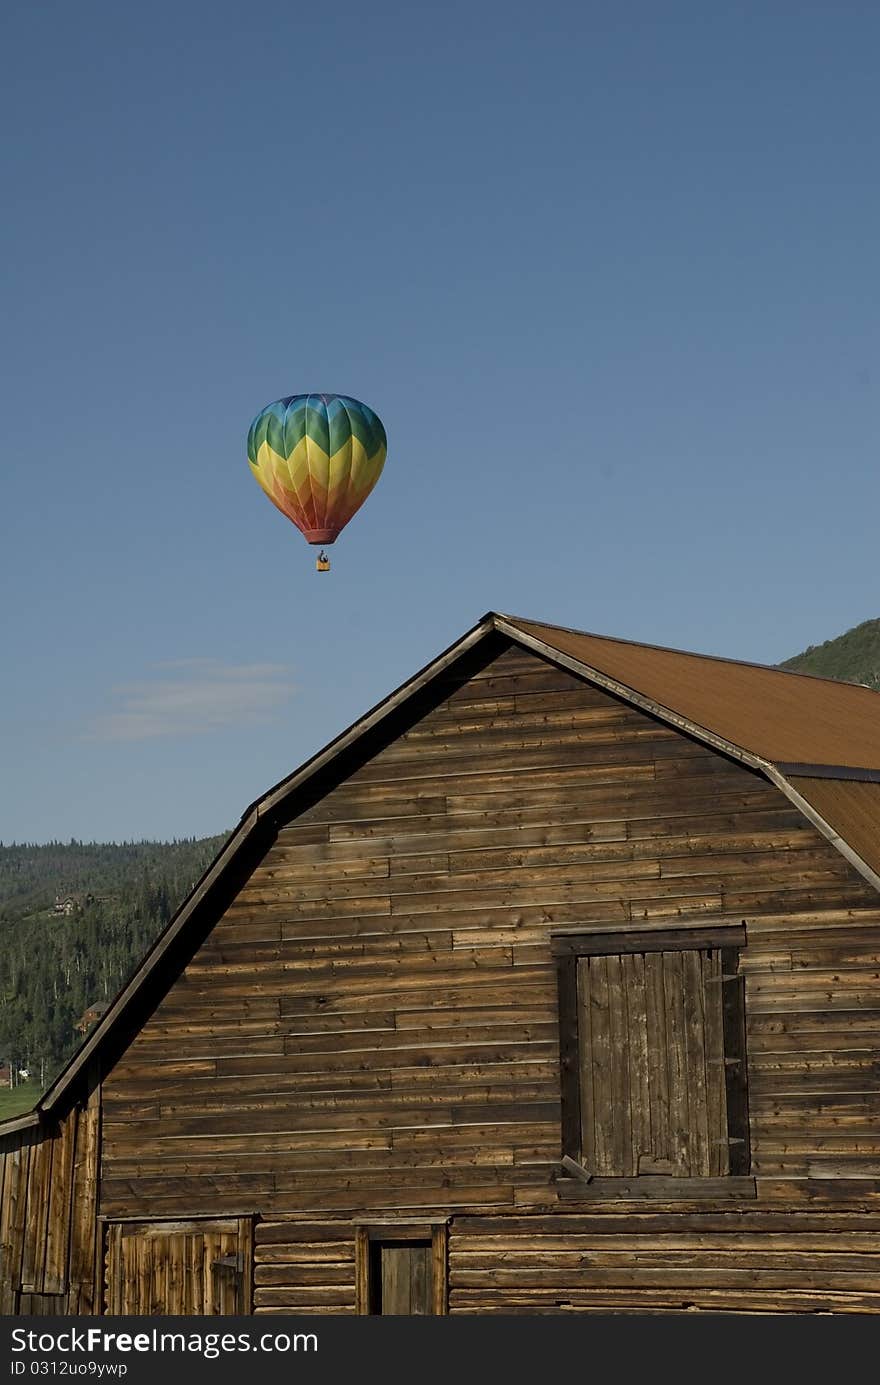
left=247, top=393, right=387, bottom=545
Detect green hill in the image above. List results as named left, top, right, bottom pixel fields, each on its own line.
left=780, top=617, right=880, bottom=689
left=0, top=835, right=227, bottom=1111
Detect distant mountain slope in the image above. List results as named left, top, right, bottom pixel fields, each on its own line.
left=0, top=835, right=227, bottom=1099
left=781, top=618, right=880, bottom=691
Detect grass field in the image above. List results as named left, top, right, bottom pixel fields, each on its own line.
left=0, top=1083, right=41, bottom=1122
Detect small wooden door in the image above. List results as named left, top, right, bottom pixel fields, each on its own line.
left=105, top=1218, right=252, bottom=1315
left=357, top=1226, right=447, bottom=1315
left=370, top=1240, right=432, bottom=1315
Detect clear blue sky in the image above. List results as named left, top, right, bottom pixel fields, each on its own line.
left=2, top=1, right=878, bottom=844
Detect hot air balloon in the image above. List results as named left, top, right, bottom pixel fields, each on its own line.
left=247, top=393, right=387, bottom=572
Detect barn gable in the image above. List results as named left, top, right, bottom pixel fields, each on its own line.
left=94, top=637, right=879, bottom=1216
left=3, top=613, right=880, bottom=1315
left=21, top=611, right=880, bottom=1134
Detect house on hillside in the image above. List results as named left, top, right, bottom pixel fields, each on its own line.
left=52, top=893, right=94, bottom=918
left=2, top=611, right=880, bottom=1315
left=74, top=1001, right=109, bottom=1036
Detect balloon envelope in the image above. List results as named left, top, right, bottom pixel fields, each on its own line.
left=247, top=393, right=387, bottom=545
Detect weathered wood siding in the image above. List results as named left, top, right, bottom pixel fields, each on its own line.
left=104, top=1217, right=253, bottom=1314
left=0, top=1087, right=101, bottom=1314
left=99, top=644, right=880, bottom=1225
left=253, top=1221, right=356, bottom=1315
left=447, top=1211, right=880, bottom=1313
left=575, top=946, right=732, bottom=1178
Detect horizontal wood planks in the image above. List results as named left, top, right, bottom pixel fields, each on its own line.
left=254, top=1221, right=356, bottom=1314
left=96, top=644, right=880, bottom=1227
left=447, top=1210, right=880, bottom=1312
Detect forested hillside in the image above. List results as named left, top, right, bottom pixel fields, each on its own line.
left=781, top=617, right=880, bottom=689
left=0, top=836, right=226, bottom=1100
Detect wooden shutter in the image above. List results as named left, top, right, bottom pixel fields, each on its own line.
left=577, top=947, right=732, bottom=1177
left=556, top=925, right=750, bottom=1183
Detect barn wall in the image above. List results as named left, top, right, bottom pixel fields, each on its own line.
left=447, top=1211, right=880, bottom=1313
left=247, top=1207, right=880, bottom=1314
left=98, top=643, right=880, bottom=1223
left=0, top=1085, right=101, bottom=1314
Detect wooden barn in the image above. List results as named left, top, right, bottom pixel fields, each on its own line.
left=3, top=611, right=880, bottom=1316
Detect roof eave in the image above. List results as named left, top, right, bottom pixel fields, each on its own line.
left=0, top=1109, right=42, bottom=1138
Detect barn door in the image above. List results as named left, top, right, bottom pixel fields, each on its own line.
left=105, top=1218, right=252, bottom=1314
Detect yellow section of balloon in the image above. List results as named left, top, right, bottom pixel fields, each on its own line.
left=249, top=433, right=379, bottom=533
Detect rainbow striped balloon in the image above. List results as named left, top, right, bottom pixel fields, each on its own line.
left=247, top=393, right=387, bottom=546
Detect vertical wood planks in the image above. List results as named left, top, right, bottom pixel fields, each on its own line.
left=43, top=1111, right=75, bottom=1295
left=644, top=951, right=670, bottom=1169
left=380, top=1245, right=407, bottom=1314
left=624, top=953, right=651, bottom=1174
left=376, top=1242, right=432, bottom=1314
left=408, top=1244, right=431, bottom=1314
left=431, top=1224, right=448, bottom=1315
left=0, top=1140, right=26, bottom=1313
left=574, top=944, right=739, bottom=1179
left=585, top=957, right=613, bottom=1173
left=355, top=1226, right=370, bottom=1314
left=104, top=1222, right=123, bottom=1316
left=575, top=960, right=595, bottom=1171
left=558, top=955, right=581, bottom=1162
left=239, top=1216, right=254, bottom=1314
left=104, top=1219, right=252, bottom=1315
left=605, top=954, right=633, bottom=1175
left=702, top=949, right=729, bottom=1177
left=721, top=946, right=751, bottom=1176
left=20, top=1135, right=52, bottom=1292
left=69, top=1088, right=101, bottom=1312
left=682, top=948, right=710, bottom=1176
left=664, top=951, right=690, bottom=1174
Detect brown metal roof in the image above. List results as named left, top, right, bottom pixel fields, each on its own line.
left=786, top=778, right=880, bottom=881
left=504, top=617, right=880, bottom=770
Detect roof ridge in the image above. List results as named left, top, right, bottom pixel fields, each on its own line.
left=496, top=613, right=880, bottom=696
